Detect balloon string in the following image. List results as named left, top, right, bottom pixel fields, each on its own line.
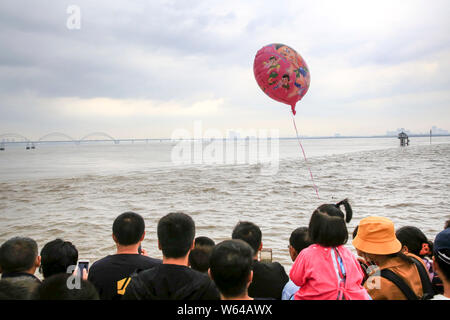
left=291, top=113, right=320, bottom=199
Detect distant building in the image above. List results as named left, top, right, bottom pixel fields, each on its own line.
left=228, top=131, right=240, bottom=140
left=387, top=126, right=448, bottom=136
left=431, top=126, right=449, bottom=135
left=398, top=131, right=410, bottom=146
left=386, top=128, right=412, bottom=136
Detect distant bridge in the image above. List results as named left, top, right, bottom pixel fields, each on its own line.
left=0, top=133, right=31, bottom=142
left=38, top=132, right=76, bottom=142
left=79, top=132, right=118, bottom=144
left=0, top=132, right=119, bottom=145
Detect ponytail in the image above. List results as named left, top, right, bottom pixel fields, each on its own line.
left=336, top=198, right=352, bottom=223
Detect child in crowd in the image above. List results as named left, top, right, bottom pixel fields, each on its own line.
left=289, top=199, right=371, bottom=300
left=282, top=227, right=312, bottom=300
left=188, top=236, right=215, bottom=274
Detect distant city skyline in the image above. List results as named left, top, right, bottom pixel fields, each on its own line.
left=385, top=125, right=449, bottom=136
left=1, top=124, right=449, bottom=144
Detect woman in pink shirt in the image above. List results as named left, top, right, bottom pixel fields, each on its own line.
left=289, top=199, right=371, bottom=300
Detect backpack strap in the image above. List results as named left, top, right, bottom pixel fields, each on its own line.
left=379, top=257, right=436, bottom=300
left=409, top=257, right=435, bottom=299
left=380, top=269, right=418, bottom=300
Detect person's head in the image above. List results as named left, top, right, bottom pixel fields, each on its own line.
left=432, top=228, right=450, bottom=282
left=195, top=236, right=215, bottom=247
left=157, top=212, right=195, bottom=259
left=188, top=236, right=215, bottom=273
left=308, top=199, right=352, bottom=247
left=0, top=278, right=40, bottom=300
left=317, top=198, right=353, bottom=222
left=0, top=237, right=40, bottom=274
left=268, top=56, right=277, bottom=65
left=396, top=226, right=432, bottom=258
left=33, top=273, right=99, bottom=300
left=352, top=216, right=412, bottom=265
left=40, top=239, right=78, bottom=279
left=209, top=239, right=254, bottom=299
left=444, top=220, right=450, bottom=230
left=288, top=227, right=312, bottom=262
left=231, top=221, right=262, bottom=257
left=112, top=212, right=146, bottom=246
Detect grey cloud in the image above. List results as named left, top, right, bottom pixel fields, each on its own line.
left=0, top=1, right=256, bottom=100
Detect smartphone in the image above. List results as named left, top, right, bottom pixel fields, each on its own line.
left=77, top=259, right=90, bottom=275
left=259, top=248, right=272, bottom=263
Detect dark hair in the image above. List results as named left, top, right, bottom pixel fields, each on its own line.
left=396, top=226, right=431, bottom=258
left=40, top=239, right=78, bottom=278
left=434, top=248, right=450, bottom=280
left=0, top=237, right=38, bottom=273
left=157, top=212, right=195, bottom=258
left=209, top=240, right=254, bottom=298
left=189, top=248, right=212, bottom=273
left=328, top=199, right=353, bottom=223
left=33, top=273, right=99, bottom=300
left=112, top=212, right=145, bottom=246
left=444, top=220, right=450, bottom=230
left=308, top=200, right=352, bottom=247
left=289, top=227, right=312, bottom=253
left=231, top=221, right=261, bottom=253
left=0, top=278, right=40, bottom=300
left=189, top=237, right=215, bottom=273
left=195, top=236, right=215, bottom=247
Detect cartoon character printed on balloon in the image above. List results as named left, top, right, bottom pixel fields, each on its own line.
left=273, top=74, right=290, bottom=93
left=264, top=56, right=281, bottom=85
left=275, top=44, right=310, bottom=100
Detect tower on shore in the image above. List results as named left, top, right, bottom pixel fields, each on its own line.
left=398, top=131, right=409, bottom=146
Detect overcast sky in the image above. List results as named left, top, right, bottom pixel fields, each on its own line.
left=0, top=0, right=449, bottom=139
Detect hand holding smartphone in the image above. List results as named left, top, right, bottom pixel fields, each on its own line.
left=77, top=259, right=90, bottom=280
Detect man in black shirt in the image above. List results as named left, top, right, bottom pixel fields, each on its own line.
left=122, top=212, right=219, bottom=300
left=232, top=221, right=289, bottom=299
left=88, top=212, right=161, bottom=300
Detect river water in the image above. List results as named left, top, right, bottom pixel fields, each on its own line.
left=1, top=136, right=449, bottom=274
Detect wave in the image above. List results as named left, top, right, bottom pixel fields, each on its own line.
left=384, top=202, right=423, bottom=209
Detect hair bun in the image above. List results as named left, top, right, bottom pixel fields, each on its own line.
left=335, top=199, right=353, bottom=223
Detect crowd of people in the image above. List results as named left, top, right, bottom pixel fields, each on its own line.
left=0, top=200, right=449, bottom=301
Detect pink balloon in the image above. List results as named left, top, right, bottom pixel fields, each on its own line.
left=253, top=43, right=310, bottom=115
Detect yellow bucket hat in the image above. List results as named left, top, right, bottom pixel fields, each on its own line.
left=352, top=216, right=402, bottom=255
